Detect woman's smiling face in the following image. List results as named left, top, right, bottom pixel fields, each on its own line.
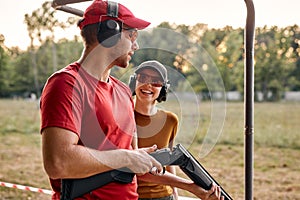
left=135, top=68, right=163, bottom=103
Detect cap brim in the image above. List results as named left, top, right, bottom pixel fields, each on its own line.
left=123, top=18, right=150, bottom=30
left=136, top=66, right=165, bottom=82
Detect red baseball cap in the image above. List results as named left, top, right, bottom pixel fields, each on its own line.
left=78, top=0, right=150, bottom=30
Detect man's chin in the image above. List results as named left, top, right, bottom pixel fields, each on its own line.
left=116, top=63, right=128, bottom=69
left=117, top=60, right=130, bottom=68
left=114, top=57, right=130, bottom=68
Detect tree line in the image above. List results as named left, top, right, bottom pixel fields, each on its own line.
left=0, top=2, right=299, bottom=101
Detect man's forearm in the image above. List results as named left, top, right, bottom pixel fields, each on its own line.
left=44, top=144, right=129, bottom=179
left=42, top=127, right=131, bottom=179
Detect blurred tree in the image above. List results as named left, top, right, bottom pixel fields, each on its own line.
left=287, top=25, right=300, bottom=91
left=2, top=19, right=300, bottom=101
left=255, top=26, right=296, bottom=101
left=0, top=34, right=9, bottom=97
left=214, top=27, right=244, bottom=92
left=130, top=22, right=193, bottom=89
left=37, top=37, right=83, bottom=88
left=24, top=1, right=78, bottom=97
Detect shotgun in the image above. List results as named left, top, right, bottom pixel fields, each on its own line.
left=60, top=144, right=232, bottom=200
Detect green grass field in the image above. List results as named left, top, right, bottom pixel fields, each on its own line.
left=0, top=99, right=299, bottom=199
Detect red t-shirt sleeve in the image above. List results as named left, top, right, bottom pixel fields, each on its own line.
left=40, top=72, right=82, bottom=135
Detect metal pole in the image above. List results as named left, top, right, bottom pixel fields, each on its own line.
left=243, top=0, right=255, bottom=200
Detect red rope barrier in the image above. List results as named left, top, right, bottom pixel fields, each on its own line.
left=0, top=181, right=53, bottom=195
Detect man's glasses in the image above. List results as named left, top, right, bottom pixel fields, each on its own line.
left=136, top=73, right=164, bottom=87
left=122, top=27, right=138, bottom=42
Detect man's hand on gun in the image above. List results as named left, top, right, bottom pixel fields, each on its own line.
left=126, top=144, right=164, bottom=176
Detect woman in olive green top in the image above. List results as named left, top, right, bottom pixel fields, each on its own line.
left=129, top=60, right=224, bottom=200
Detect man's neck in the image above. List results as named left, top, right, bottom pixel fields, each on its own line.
left=77, top=46, right=113, bottom=81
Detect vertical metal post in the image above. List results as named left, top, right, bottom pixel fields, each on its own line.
left=244, top=0, right=255, bottom=200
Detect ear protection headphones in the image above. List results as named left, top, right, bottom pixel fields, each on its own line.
left=97, top=1, right=122, bottom=48
left=128, top=74, right=170, bottom=103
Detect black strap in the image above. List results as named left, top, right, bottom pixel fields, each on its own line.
left=107, top=1, right=118, bottom=18
left=60, top=169, right=134, bottom=200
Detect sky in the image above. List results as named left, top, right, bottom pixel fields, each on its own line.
left=0, top=0, right=299, bottom=50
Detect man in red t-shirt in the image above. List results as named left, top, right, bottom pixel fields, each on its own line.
left=40, top=1, right=162, bottom=199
